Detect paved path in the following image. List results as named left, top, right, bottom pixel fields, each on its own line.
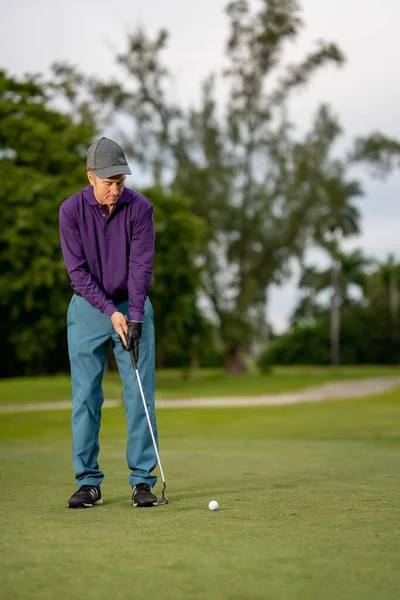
left=1, top=377, right=399, bottom=414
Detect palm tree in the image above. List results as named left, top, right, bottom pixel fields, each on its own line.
left=293, top=265, right=328, bottom=326
left=290, top=294, right=325, bottom=326
left=329, top=249, right=371, bottom=364
left=295, top=249, right=371, bottom=364
left=315, top=173, right=364, bottom=365
left=367, top=254, right=400, bottom=327
left=299, top=135, right=363, bottom=363
left=336, top=249, right=371, bottom=302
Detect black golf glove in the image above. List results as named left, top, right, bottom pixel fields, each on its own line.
left=121, top=320, right=142, bottom=363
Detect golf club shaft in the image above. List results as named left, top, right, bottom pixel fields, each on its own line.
left=130, top=351, right=166, bottom=486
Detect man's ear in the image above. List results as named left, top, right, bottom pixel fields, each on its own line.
left=87, top=170, right=95, bottom=186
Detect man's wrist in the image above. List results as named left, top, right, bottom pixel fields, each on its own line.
left=104, top=302, right=118, bottom=318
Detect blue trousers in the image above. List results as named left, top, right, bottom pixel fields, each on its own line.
left=67, top=294, right=158, bottom=489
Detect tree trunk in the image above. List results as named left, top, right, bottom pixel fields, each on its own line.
left=330, top=262, right=341, bottom=366
left=155, top=347, right=166, bottom=369
left=305, top=293, right=314, bottom=324
left=264, top=288, right=270, bottom=348
left=225, top=346, right=247, bottom=375
left=389, top=275, right=398, bottom=328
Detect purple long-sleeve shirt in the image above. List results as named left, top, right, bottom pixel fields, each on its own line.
left=59, top=185, right=154, bottom=322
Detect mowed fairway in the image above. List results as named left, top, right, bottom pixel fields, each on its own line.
left=1, top=389, right=400, bottom=599
left=1, top=365, right=400, bottom=405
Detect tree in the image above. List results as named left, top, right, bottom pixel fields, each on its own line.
left=0, top=71, right=206, bottom=377
left=174, top=4, right=348, bottom=373
left=144, top=187, right=206, bottom=368
left=67, top=1, right=344, bottom=373
left=293, top=265, right=327, bottom=325
left=0, top=70, right=96, bottom=376
left=48, top=1, right=400, bottom=374
left=366, top=255, right=400, bottom=328
left=260, top=302, right=400, bottom=367
left=303, top=107, right=364, bottom=365
left=327, top=247, right=370, bottom=366
left=292, top=249, right=371, bottom=364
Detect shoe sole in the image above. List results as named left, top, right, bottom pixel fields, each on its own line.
left=68, top=499, right=103, bottom=509
left=133, top=501, right=158, bottom=508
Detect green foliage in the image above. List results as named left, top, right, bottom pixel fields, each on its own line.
left=260, top=304, right=400, bottom=366
left=0, top=72, right=208, bottom=376
left=259, top=321, right=332, bottom=366
left=51, top=2, right=351, bottom=372
left=366, top=254, right=400, bottom=313
left=351, top=132, right=400, bottom=177
left=4, top=2, right=400, bottom=376
left=296, top=248, right=372, bottom=308
left=291, top=249, right=381, bottom=364
left=0, top=70, right=96, bottom=376
left=175, top=28, right=347, bottom=366
left=143, top=186, right=208, bottom=367
left=41, top=3, right=400, bottom=375
left=255, top=349, right=273, bottom=374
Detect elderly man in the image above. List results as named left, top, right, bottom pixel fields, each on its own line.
left=59, top=137, right=159, bottom=508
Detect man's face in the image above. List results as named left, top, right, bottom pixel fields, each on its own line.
left=88, top=172, right=126, bottom=207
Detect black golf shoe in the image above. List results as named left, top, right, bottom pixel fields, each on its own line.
left=68, top=485, right=102, bottom=508
left=132, top=483, right=157, bottom=507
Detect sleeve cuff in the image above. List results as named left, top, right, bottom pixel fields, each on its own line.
left=129, top=310, right=144, bottom=322
left=104, top=302, right=118, bottom=318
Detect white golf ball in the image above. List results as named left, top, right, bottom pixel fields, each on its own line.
left=208, top=500, right=219, bottom=511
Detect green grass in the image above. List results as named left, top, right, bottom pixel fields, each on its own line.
left=1, top=364, right=399, bottom=405
left=1, top=390, right=400, bottom=599
left=0, top=375, right=123, bottom=405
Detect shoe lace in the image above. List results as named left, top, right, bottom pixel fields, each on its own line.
left=135, top=483, right=151, bottom=492
left=77, top=485, right=98, bottom=498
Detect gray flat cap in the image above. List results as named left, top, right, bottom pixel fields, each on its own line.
left=87, top=137, right=132, bottom=178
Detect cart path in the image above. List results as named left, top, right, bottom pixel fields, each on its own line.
left=1, top=376, right=399, bottom=414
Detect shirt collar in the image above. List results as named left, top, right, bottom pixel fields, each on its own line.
left=84, top=185, right=130, bottom=206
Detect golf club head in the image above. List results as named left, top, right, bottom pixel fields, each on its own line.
left=157, top=497, right=168, bottom=505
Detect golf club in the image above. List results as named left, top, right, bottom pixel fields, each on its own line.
left=129, top=349, right=168, bottom=505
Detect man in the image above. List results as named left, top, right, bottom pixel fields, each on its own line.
left=59, top=137, right=159, bottom=508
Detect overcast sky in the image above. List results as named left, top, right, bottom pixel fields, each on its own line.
left=1, top=0, right=399, bottom=330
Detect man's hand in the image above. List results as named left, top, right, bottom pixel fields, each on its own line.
left=111, top=311, right=129, bottom=348
left=124, top=321, right=143, bottom=363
